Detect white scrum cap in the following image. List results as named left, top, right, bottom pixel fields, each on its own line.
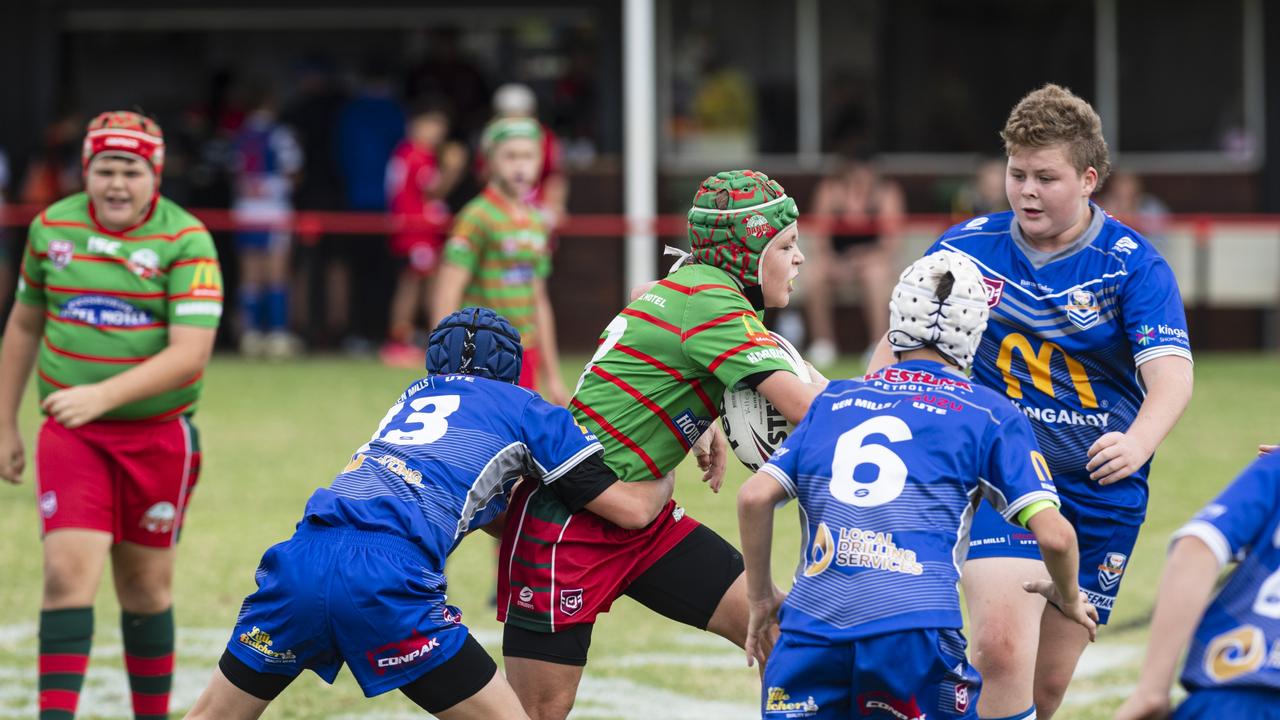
left=493, top=83, right=537, bottom=117
left=888, top=250, right=989, bottom=371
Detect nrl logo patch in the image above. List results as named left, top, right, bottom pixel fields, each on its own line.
left=1065, top=289, right=1100, bottom=330
left=559, top=588, right=584, bottom=616
left=982, top=277, right=1005, bottom=309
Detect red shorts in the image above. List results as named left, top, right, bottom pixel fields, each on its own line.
left=497, top=479, right=699, bottom=631
left=35, top=416, right=202, bottom=547
left=389, top=234, right=444, bottom=276
left=518, top=346, right=541, bottom=390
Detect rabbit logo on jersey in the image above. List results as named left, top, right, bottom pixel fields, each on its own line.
left=48, top=240, right=74, bottom=270
left=765, top=687, right=819, bottom=717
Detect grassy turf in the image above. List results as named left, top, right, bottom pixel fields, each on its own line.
left=0, top=352, right=1276, bottom=718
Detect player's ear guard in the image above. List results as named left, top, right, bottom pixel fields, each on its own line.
left=427, top=307, right=524, bottom=384
left=888, top=250, right=989, bottom=372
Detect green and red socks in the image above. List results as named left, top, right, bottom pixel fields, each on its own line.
left=38, top=607, right=93, bottom=720
left=122, top=608, right=175, bottom=720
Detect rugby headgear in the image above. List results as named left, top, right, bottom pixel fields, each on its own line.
left=493, top=83, right=537, bottom=117
left=686, top=170, right=799, bottom=287
left=82, top=111, right=165, bottom=179
left=480, top=117, right=543, bottom=156
left=426, top=307, right=524, bottom=384
left=888, top=251, right=989, bottom=372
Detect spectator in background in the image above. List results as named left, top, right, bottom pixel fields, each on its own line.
left=336, top=58, right=405, bottom=352
left=478, top=83, right=569, bottom=232
left=21, top=112, right=83, bottom=206
left=230, top=85, right=303, bottom=359
left=1098, top=170, right=1170, bottom=253
left=380, top=102, right=468, bottom=367
left=434, top=118, right=568, bottom=406
left=803, top=154, right=906, bottom=366
left=952, top=156, right=1010, bottom=220
left=282, top=57, right=347, bottom=348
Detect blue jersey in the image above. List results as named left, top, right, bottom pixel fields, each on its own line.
left=928, top=205, right=1191, bottom=520
left=760, top=359, right=1058, bottom=640
left=1176, top=451, right=1280, bottom=694
left=302, top=374, right=603, bottom=591
left=232, top=115, right=302, bottom=212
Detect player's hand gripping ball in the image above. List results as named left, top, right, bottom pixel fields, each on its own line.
left=719, top=332, right=810, bottom=471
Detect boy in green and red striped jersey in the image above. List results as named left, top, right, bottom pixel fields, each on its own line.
left=0, top=111, right=222, bottom=720
left=432, top=117, right=568, bottom=405
left=498, top=170, right=827, bottom=720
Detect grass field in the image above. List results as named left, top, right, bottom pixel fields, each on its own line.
left=0, top=352, right=1277, bottom=718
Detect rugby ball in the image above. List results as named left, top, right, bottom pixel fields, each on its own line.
left=719, top=332, right=811, bottom=472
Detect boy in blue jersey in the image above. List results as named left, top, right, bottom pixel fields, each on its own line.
left=740, top=252, right=1097, bottom=720
left=869, top=84, right=1194, bottom=719
left=1115, top=447, right=1280, bottom=720
left=186, top=308, right=675, bottom=719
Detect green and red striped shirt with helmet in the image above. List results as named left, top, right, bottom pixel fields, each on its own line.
left=442, top=187, right=550, bottom=346
left=569, top=261, right=797, bottom=484
left=15, top=193, right=223, bottom=421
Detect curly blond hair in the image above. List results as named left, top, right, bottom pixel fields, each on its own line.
left=1001, top=84, right=1110, bottom=189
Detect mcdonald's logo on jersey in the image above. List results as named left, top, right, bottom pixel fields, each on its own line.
left=996, top=333, right=1099, bottom=409
left=741, top=314, right=777, bottom=346
left=188, top=260, right=223, bottom=299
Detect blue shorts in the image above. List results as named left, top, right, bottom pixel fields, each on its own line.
left=763, top=623, right=980, bottom=719
left=225, top=522, right=473, bottom=697
left=235, top=230, right=289, bottom=252
left=966, top=494, right=1142, bottom=624
left=1175, top=687, right=1280, bottom=719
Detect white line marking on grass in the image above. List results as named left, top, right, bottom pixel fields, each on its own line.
left=1071, top=643, right=1142, bottom=679
left=0, top=666, right=213, bottom=718
left=0, top=623, right=35, bottom=649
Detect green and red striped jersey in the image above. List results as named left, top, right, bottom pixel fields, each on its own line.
left=442, top=187, right=550, bottom=346
left=570, top=262, right=797, bottom=482
left=15, top=193, right=223, bottom=421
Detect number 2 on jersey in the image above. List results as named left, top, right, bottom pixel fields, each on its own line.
left=574, top=316, right=628, bottom=395
left=830, top=416, right=914, bottom=507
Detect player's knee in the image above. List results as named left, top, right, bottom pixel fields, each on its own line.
left=114, top=568, right=173, bottom=613
left=969, top=625, right=1031, bottom=681
left=1034, top=668, right=1073, bottom=712
left=42, top=557, right=97, bottom=605
left=522, top=689, right=574, bottom=720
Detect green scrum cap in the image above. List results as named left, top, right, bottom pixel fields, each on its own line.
left=686, top=169, right=799, bottom=286
left=481, top=117, right=543, bottom=156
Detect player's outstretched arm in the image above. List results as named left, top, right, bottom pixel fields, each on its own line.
left=0, top=303, right=46, bottom=483
left=755, top=370, right=824, bottom=425
left=41, top=325, right=215, bottom=429
left=1087, top=355, right=1192, bottom=485
left=737, top=471, right=788, bottom=667
left=1114, top=536, right=1220, bottom=720
left=1021, top=507, right=1098, bottom=641
left=580, top=470, right=675, bottom=530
